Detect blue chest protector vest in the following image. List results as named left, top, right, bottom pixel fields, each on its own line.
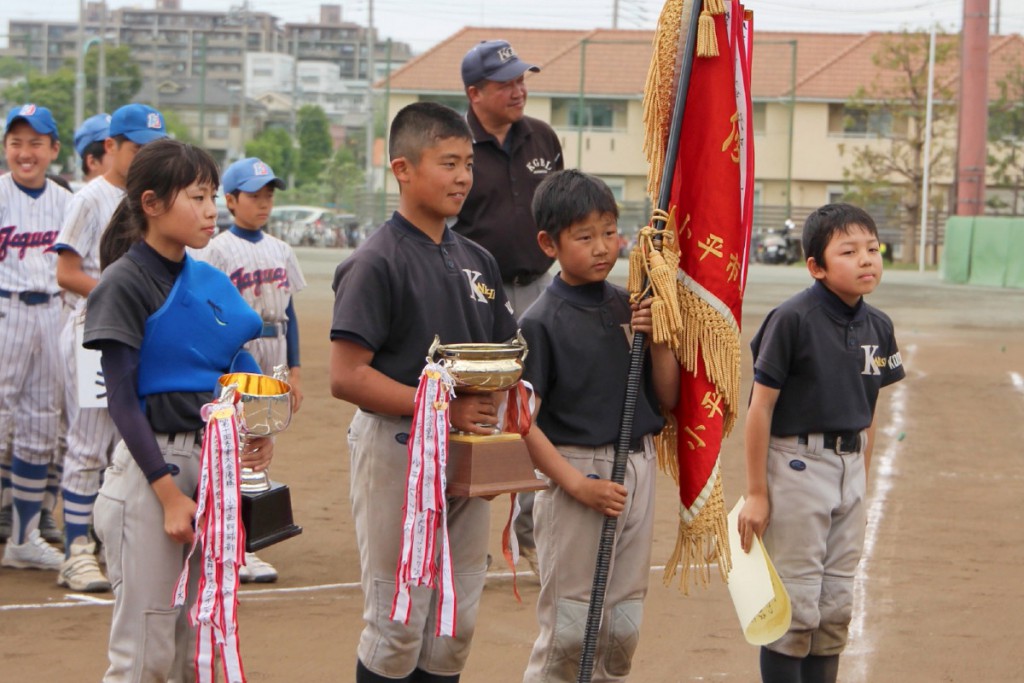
left=138, top=255, right=262, bottom=399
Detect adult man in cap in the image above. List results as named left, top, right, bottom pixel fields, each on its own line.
left=456, top=39, right=564, bottom=572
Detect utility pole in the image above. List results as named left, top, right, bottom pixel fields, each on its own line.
left=365, top=0, right=376, bottom=204
left=198, top=34, right=208, bottom=144
left=152, top=20, right=160, bottom=109
left=955, top=0, right=989, bottom=216
left=74, top=0, right=87, bottom=180
left=98, top=5, right=106, bottom=113
left=612, top=0, right=620, bottom=29
left=238, top=1, right=249, bottom=161
left=290, top=32, right=299, bottom=189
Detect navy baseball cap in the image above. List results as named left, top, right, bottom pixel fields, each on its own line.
left=221, top=157, right=286, bottom=194
left=461, top=40, right=540, bottom=88
left=109, top=104, right=168, bottom=145
left=74, top=113, right=112, bottom=156
left=5, top=104, right=59, bottom=140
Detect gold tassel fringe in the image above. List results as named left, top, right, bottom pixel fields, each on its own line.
left=696, top=6, right=719, bottom=59
left=642, top=0, right=691, bottom=202
left=673, top=283, right=741, bottom=436
left=663, top=471, right=732, bottom=594
left=654, top=411, right=679, bottom=484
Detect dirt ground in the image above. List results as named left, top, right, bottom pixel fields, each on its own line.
left=3, top=249, right=1024, bottom=682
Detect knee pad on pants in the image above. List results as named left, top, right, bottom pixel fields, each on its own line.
left=811, top=575, right=854, bottom=656
left=771, top=577, right=821, bottom=658
left=603, top=598, right=644, bottom=677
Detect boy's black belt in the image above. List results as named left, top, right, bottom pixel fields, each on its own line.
left=798, top=431, right=861, bottom=454
left=0, top=289, right=53, bottom=305
left=505, top=272, right=544, bottom=287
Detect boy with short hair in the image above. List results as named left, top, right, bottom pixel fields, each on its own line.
left=737, top=203, right=905, bottom=683
left=52, top=103, right=167, bottom=591
left=192, top=156, right=306, bottom=584
left=0, top=104, right=73, bottom=569
left=73, top=113, right=112, bottom=183
left=330, top=101, right=517, bottom=683
left=518, top=169, right=679, bottom=682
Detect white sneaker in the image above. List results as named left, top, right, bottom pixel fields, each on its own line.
left=239, top=552, right=278, bottom=583
left=57, top=537, right=111, bottom=592
left=2, top=529, right=64, bottom=570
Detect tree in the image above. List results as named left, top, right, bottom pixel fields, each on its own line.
left=83, top=45, right=142, bottom=113
left=839, top=31, right=957, bottom=262
left=0, top=57, right=28, bottom=80
left=320, top=144, right=363, bottom=210
left=161, top=110, right=196, bottom=145
left=296, top=105, right=332, bottom=187
left=987, top=58, right=1024, bottom=216
left=246, top=126, right=296, bottom=184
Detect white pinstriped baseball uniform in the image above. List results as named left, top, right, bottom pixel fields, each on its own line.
left=191, top=228, right=306, bottom=374
left=0, top=174, right=71, bottom=473
left=54, top=176, right=124, bottom=513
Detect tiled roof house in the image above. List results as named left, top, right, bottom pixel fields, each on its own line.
left=380, top=26, right=1024, bottom=236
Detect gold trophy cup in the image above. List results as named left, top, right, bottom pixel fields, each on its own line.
left=218, top=372, right=303, bottom=551
left=430, top=334, right=546, bottom=497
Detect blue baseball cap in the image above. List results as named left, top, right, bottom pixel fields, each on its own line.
left=74, top=113, right=112, bottom=157
left=109, top=104, right=168, bottom=145
left=5, top=104, right=59, bottom=140
left=461, top=40, right=540, bottom=88
left=222, top=157, right=286, bottom=193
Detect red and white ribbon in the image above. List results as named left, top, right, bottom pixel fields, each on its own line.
left=173, top=395, right=247, bottom=683
left=391, top=362, right=458, bottom=637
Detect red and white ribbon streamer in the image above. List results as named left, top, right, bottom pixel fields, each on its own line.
left=173, top=396, right=247, bottom=683
left=391, top=362, right=458, bottom=637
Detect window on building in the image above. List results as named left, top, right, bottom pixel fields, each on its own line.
left=752, top=102, right=767, bottom=135
left=828, top=103, right=893, bottom=137
left=418, top=95, right=468, bottom=115
left=550, top=98, right=626, bottom=131
left=208, top=129, right=229, bottom=140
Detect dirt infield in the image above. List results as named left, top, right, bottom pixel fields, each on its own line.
left=3, top=250, right=1023, bottom=682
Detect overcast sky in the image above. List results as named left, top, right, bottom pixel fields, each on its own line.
left=1, top=0, right=1020, bottom=54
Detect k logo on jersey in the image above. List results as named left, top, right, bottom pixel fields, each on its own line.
left=861, top=345, right=902, bottom=376
left=462, top=269, right=496, bottom=304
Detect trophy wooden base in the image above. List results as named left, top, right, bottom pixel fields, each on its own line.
left=447, top=433, right=547, bottom=498
left=241, top=480, right=303, bottom=552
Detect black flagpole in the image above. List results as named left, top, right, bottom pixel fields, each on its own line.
left=575, top=1, right=704, bottom=681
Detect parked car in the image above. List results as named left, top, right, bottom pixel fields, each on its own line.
left=269, top=206, right=340, bottom=247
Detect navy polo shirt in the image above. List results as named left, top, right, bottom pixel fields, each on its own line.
left=519, top=276, right=664, bottom=448
left=331, top=212, right=518, bottom=390
left=455, top=108, right=563, bottom=283
left=751, top=280, right=905, bottom=436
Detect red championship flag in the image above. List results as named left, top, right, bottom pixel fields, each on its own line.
left=638, top=0, right=754, bottom=590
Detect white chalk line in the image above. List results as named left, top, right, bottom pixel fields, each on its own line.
left=1009, top=371, right=1024, bottom=392
left=846, top=344, right=913, bottom=683
left=1, top=565, right=681, bottom=611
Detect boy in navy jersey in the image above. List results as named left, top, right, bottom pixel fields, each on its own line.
left=519, top=170, right=679, bottom=682
left=330, top=102, right=517, bottom=683
left=738, top=203, right=905, bottom=683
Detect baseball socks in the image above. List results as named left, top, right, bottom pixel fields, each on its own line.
left=356, top=660, right=411, bottom=682
left=9, top=458, right=47, bottom=545
left=0, top=462, right=11, bottom=541
left=760, top=646, right=802, bottom=683
left=61, top=489, right=97, bottom=557
left=2, top=458, right=63, bottom=570
left=411, top=670, right=459, bottom=682
left=802, top=654, right=840, bottom=683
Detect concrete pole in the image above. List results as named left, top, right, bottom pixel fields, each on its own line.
left=74, top=0, right=86, bottom=180
left=919, top=25, right=936, bottom=272
left=955, top=0, right=989, bottom=216
left=98, top=5, right=106, bottom=113
left=365, top=0, right=376, bottom=199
